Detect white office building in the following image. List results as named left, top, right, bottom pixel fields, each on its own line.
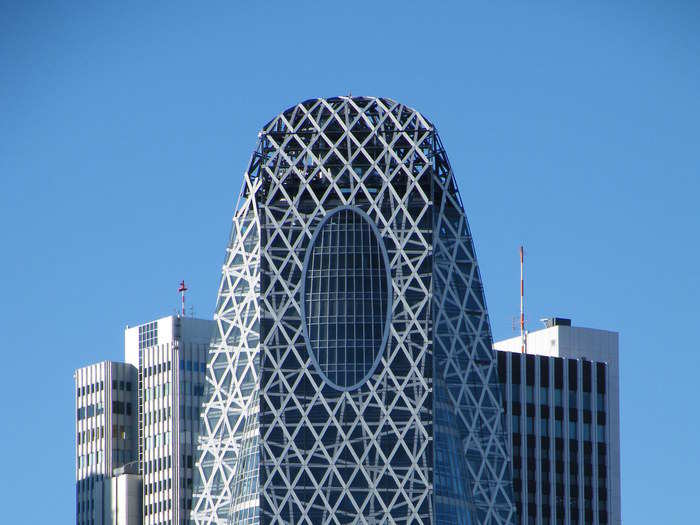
left=124, top=315, right=215, bottom=525
left=494, top=319, right=621, bottom=525
left=75, top=315, right=215, bottom=525
left=75, top=361, right=138, bottom=525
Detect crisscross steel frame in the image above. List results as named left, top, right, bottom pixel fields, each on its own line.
left=192, top=96, right=515, bottom=525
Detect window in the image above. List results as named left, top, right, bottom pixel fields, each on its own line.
left=582, top=392, right=591, bottom=409
left=526, top=416, right=534, bottom=434
left=597, top=393, right=605, bottom=412
left=138, top=321, right=158, bottom=349
left=597, top=424, right=605, bottom=442
left=301, top=207, right=392, bottom=391
left=583, top=423, right=591, bottom=441
left=511, top=384, right=520, bottom=403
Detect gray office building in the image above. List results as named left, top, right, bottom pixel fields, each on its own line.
left=494, top=319, right=621, bottom=525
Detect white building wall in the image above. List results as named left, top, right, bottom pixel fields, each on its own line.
left=124, top=315, right=214, bottom=525
left=75, top=361, right=138, bottom=525
left=106, top=473, right=143, bottom=525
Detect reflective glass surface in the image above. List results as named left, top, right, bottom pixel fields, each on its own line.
left=303, top=207, right=390, bottom=390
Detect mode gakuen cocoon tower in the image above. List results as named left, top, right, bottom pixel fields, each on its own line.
left=192, top=96, right=516, bottom=525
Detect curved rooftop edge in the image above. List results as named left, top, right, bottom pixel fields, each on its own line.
left=260, top=95, right=436, bottom=132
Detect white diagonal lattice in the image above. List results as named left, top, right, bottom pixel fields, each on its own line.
left=193, top=97, right=516, bottom=525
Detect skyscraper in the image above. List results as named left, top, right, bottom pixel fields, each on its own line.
left=494, top=319, right=621, bottom=525
left=193, top=96, right=516, bottom=524
left=75, top=361, right=138, bottom=525
left=125, top=315, right=215, bottom=525
left=75, top=314, right=215, bottom=525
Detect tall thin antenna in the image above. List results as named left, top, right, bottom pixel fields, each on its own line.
left=178, top=280, right=188, bottom=317
left=520, top=246, right=526, bottom=354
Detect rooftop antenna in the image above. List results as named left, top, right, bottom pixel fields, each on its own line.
left=178, top=280, right=188, bottom=317
left=520, top=245, right=527, bottom=354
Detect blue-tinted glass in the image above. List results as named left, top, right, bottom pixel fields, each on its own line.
left=303, top=208, right=390, bottom=390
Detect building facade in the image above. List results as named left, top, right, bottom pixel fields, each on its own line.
left=494, top=320, right=621, bottom=525
left=75, top=361, right=138, bottom=525
left=124, top=315, right=215, bottom=525
left=75, top=315, right=215, bottom=525
left=193, top=96, right=516, bottom=524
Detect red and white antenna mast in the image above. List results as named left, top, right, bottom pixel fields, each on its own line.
left=520, top=246, right=526, bottom=354
left=178, top=280, right=188, bottom=317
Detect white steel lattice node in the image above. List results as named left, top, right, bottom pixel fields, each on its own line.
left=192, top=96, right=516, bottom=525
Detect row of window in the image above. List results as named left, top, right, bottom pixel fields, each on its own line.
left=502, top=353, right=607, bottom=395
left=514, top=462, right=608, bottom=481
left=512, top=416, right=606, bottom=441
left=77, top=451, right=102, bottom=468
left=516, top=508, right=609, bottom=525
left=144, top=361, right=171, bottom=377
left=145, top=383, right=171, bottom=401
left=112, top=400, right=133, bottom=415
left=144, top=455, right=172, bottom=474
left=145, top=407, right=171, bottom=426
left=145, top=498, right=172, bottom=516
left=78, top=381, right=104, bottom=396
left=145, top=431, right=172, bottom=450
left=512, top=386, right=605, bottom=410
left=78, top=378, right=133, bottom=397
left=77, top=403, right=104, bottom=420
left=77, top=426, right=104, bottom=444
left=112, top=379, right=132, bottom=391
left=180, top=359, right=206, bottom=373
left=146, top=477, right=172, bottom=495
left=143, top=359, right=207, bottom=377
left=111, top=424, right=131, bottom=440
left=77, top=400, right=133, bottom=420
left=76, top=476, right=99, bottom=492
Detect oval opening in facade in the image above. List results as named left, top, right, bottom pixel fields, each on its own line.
left=300, top=206, right=392, bottom=391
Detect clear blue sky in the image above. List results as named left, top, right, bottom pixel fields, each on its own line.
left=1, top=2, right=698, bottom=522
